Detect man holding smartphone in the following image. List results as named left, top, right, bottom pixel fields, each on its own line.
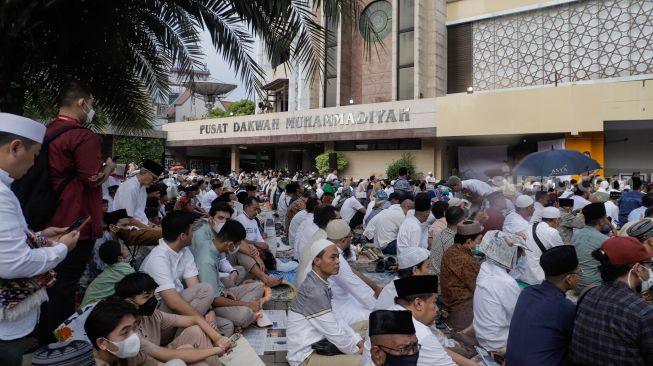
left=40, top=81, right=116, bottom=344
left=0, top=113, right=80, bottom=365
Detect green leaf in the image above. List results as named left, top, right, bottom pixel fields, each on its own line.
left=315, top=150, right=348, bottom=176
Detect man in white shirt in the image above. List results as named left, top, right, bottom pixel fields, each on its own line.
left=605, top=190, right=621, bottom=226
left=364, top=199, right=413, bottom=255
left=287, top=198, right=318, bottom=260
left=139, top=211, right=218, bottom=343
left=200, top=182, right=221, bottom=211
left=530, top=191, right=549, bottom=223
left=327, top=219, right=380, bottom=326
left=0, top=114, right=80, bottom=363
left=340, top=195, right=366, bottom=228
left=234, top=196, right=269, bottom=253
left=503, top=195, right=534, bottom=235
left=520, top=207, right=565, bottom=285
left=294, top=205, right=322, bottom=262
left=375, top=247, right=431, bottom=311
left=296, top=206, right=338, bottom=287
left=277, top=182, right=298, bottom=228
left=397, top=193, right=431, bottom=256
left=473, top=230, right=525, bottom=354
left=113, top=159, right=164, bottom=225
left=287, top=239, right=365, bottom=366
left=447, top=176, right=494, bottom=200
left=627, top=192, right=653, bottom=223
left=571, top=188, right=592, bottom=211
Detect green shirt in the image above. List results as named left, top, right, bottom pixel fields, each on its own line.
left=189, top=223, right=224, bottom=297
left=81, top=262, right=135, bottom=307
left=571, top=226, right=608, bottom=291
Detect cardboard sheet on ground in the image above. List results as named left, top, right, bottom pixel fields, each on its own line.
left=220, top=337, right=265, bottom=366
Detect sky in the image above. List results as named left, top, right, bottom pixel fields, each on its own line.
left=199, top=30, right=253, bottom=102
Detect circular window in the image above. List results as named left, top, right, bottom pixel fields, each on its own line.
left=359, top=0, right=392, bottom=42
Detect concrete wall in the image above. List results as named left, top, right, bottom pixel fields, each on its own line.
left=341, top=138, right=436, bottom=179
left=436, top=80, right=653, bottom=137
left=447, top=0, right=577, bottom=22
left=604, top=127, right=653, bottom=177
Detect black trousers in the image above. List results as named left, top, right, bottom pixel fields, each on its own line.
left=38, top=239, right=95, bottom=344
left=0, top=338, right=25, bottom=366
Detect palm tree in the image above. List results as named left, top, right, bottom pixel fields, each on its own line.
left=0, top=0, right=366, bottom=132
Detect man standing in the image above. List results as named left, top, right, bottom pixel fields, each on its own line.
left=503, top=195, right=534, bottom=235
left=506, top=246, right=579, bottom=366
left=113, top=159, right=164, bottom=225
left=557, top=198, right=584, bottom=245
left=42, top=81, right=116, bottom=342
left=604, top=190, right=621, bottom=227
left=572, top=202, right=610, bottom=292
left=520, top=207, right=565, bottom=285
left=397, top=193, right=431, bottom=255
left=619, top=177, right=644, bottom=224
left=0, top=114, right=79, bottom=364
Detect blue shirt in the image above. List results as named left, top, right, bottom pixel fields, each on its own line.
left=627, top=206, right=648, bottom=223
left=619, top=191, right=644, bottom=226
left=506, top=280, right=576, bottom=366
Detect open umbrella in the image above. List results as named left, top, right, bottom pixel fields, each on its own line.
left=170, top=165, right=185, bottom=171
left=512, top=149, right=601, bottom=177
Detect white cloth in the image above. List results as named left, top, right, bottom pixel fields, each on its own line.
left=397, top=216, right=427, bottom=256
left=503, top=212, right=530, bottom=235
left=0, top=169, right=68, bottom=340
left=473, top=261, right=521, bottom=352
left=374, top=277, right=398, bottom=311
left=201, top=189, right=218, bottom=210
left=294, top=216, right=318, bottom=262
left=235, top=212, right=264, bottom=243
left=361, top=304, right=456, bottom=366
left=112, top=176, right=148, bottom=225
left=462, top=179, right=494, bottom=197
left=572, top=195, right=591, bottom=211
left=605, top=200, right=620, bottom=226
left=520, top=222, right=565, bottom=285
left=139, top=239, right=199, bottom=296
left=362, top=200, right=376, bottom=226
left=364, top=204, right=405, bottom=249
left=288, top=210, right=309, bottom=259
left=0, top=113, right=46, bottom=142
left=330, top=248, right=376, bottom=325
left=405, top=210, right=434, bottom=248
left=340, top=196, right=364, bottom=223
left=277, top=192, right=291, bottom=226
left=530, top=201, right=545, bottom=223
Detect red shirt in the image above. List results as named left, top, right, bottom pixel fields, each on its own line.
left=46, top=116, right=104, bottom=241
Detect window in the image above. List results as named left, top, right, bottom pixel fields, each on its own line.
left=324, top=17, right=338, bottom=107
left=447, top=23, right=473, bottom=94
left=335, top=139, right=421, bottom=151
left=397, top=0, right=414, bottom=100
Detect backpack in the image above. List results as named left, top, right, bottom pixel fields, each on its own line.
left=12, top=125, right=84, bottom=231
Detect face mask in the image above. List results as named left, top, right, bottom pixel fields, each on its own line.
left=105, top=333, right=140, bottom=359
left=384, top=352, right=420, bottom=366
left=138, top=296, right=158, bottom=316
left=212, top=222, right=224, bottom=234
left=228, top=242, right=240, bottom=255
left=640, top=268, right=653, bottom=293
left=471, top=245, right=482, bottom=256
left=82, top=101, right=95, bottom=123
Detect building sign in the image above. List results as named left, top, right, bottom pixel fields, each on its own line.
left=199, top=108, right=411, bottom=135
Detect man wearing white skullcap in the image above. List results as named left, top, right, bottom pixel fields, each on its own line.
left=0, top=113, right=80, bottom=363
left=287, top=239, right=365, bottom=366
left=520, top=206, right=565, bottom=285
left=503, top=195, right=534, bottom=235
left=375, top=247, right=431, bottom=311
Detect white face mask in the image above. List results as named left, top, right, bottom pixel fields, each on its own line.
left=82, top=100, right=95, bottom=123
left=640, top=268, right=653, bottom=293
left=105, top=333, right=140, bottom=358
left=212, top=222, right=225, bottom=234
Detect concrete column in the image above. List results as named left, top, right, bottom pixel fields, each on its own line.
left=434, top=138, right=445, bottom=179
left=324, top=141, right=335, bottom=151
left=230, top=145, right=240, bottom=172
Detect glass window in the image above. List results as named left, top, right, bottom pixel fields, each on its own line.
left=398, top=67, right=414, bottom=100
left=398, top=31, right=414, bottom=67
left=377, top=140, right=399, bottom=150
left=399, top=138, right=421, bottom=150
left=335, top=141, right=355, bottom=151
left=324, top=78, right=337, bottom=107
left=398, top=0, right=414, bottom=31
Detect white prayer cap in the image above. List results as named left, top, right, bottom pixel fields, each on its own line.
left=541, top=207, right=561, bottom=219
left=310, top=239, right=336, bottom=263
left=599, top=181, right=609, bottom=190
left=0, top=113, right=46, bottom=143
left=398, top=247, right=429, bottom=269
left=515, top=195, right=534, bottom=208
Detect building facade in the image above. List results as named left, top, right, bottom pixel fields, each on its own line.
left=164, top=0, right=653, bottom=180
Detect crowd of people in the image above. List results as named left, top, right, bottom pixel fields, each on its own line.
left=0, top=81, right=652, bottom=366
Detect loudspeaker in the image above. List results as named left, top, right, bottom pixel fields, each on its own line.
left=329, top=153, right=338, bottom=171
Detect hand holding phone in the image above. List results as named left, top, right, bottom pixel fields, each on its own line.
left=65, top=216, right=90, bottom=234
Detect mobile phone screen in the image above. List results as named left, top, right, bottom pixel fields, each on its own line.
left=65, top=216, right=90, bottom=233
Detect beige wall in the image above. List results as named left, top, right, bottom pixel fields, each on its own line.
left=447, top=0, right=575, bottom=22
left=342, top=139, right=436, bottom=180
left=436, top=80, right=653, bottom=137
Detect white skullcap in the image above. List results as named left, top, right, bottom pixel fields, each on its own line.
left=515, top=195, right=534, bottom=208
left=541, top=207, right=561, bottom=219
left=599, top=181, right=609, bottom=189
left=310, top=239, right=336, bottom=263
left=398, top=247, right=430, bottom=269
left=0, top=113, right=46, bottom=143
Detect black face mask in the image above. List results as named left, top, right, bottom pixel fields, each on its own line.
left=138, top=296, right=159, bottom=316
left=384, top=352, right=419, bottom=366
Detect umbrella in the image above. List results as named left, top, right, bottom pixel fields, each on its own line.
left=170, top=165, right=185, bottom=171
left=512, top=149, right=601, bottom=177
left=177, top=169, right=189, bottom=174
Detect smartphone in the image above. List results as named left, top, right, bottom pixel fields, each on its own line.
left=65, top=216, right=90, bottom=234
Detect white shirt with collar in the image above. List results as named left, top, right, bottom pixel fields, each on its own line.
left=112, top=176, right=148, bottom=225
left=374, top=276, right=399, bottom=311
left=364, top=204, right=406, bottom=249
left=288, top=210, right=309, bottom=259
left=473, top=260, right=522, bottom=352
left=340, top=196, right=364, bottom=223
left=604, top=200, right=620, bottom=225
left=397, top=216, right=427, bottom=256
left=521, top=221, right=565, bottom=285
left=235, top=212, right=264, bottom=243
left=503, top=211, right=530, bottom=235
left=294, top=215, right=319, bottom=261
left=201, top=189, right=218, bottom=210
left=0, top=169, right=68, bottom=340
left=530, top=201, right=545, bottom=223
left=329, top=247, right=376, bottom=326
left=140, top=239, right=199, bottom=296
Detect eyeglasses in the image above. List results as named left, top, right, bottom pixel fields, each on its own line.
left=377, top=343, right=421, bottom=356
